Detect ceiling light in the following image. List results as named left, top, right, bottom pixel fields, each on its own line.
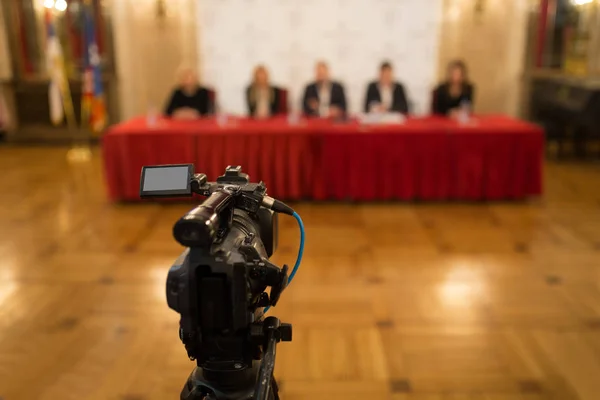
left=55, top=0, right=67, bottom=12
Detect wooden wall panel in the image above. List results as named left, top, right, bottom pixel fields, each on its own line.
left=108, top=0, right=198, bottom=121
left=437, top=0, right=533, bottom=117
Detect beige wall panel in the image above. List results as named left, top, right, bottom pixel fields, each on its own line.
left=437, top=0, right=532, bottom=117
left=109, top=0, right=198, bottom=121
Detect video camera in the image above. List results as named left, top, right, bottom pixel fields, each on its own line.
left=139, top=165, right=304, bottom=400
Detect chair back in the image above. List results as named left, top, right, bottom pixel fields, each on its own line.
left=430, top=88, right=438, bottom=114
left=277, top=88, right=289, bottom=114
left=207, top=88, right=216, bottom=112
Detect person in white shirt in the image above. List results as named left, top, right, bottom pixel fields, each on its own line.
left=364, top=61, right=409, bottom=114
left=302, top=61, right=347, bottom=119
left=246, top=65, right=281, bottom=119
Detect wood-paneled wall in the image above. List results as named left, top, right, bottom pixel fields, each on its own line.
left=437, top=0, right=533, bottom=117
left=0, top=4, right=15, bottom=134
left=0, top=4, right=11, bottom=81
left=108, top=0, right=198, bottom=121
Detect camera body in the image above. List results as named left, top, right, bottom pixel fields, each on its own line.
left=171, top=167, right=278, bottom=255
left=140, top=165, right=291, bottom=399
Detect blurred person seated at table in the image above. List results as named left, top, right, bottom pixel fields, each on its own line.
left=164, top=66, right=213, bottom=120
left=432, top=60, right=475, bottom=118
left=246, top=65, right=280, bottom=119
left=364, top=61, right=409, bottom=114
left=302, top=61, right=347, bottom=119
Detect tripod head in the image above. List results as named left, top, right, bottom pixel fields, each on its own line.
left=140, top=165, right=300, bottom=400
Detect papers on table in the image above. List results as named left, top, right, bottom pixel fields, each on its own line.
left=359, top=112, right=406, bottom=125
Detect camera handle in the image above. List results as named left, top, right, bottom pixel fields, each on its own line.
left=251, top=317, right=292, bottom=400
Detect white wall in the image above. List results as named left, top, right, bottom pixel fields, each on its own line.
left=197, top=0, right=442, bottom=116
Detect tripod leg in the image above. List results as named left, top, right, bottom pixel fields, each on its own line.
left=270, top=375, right=279, bottom=400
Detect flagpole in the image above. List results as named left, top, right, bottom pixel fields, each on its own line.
left=63, top=81, right=77, bottom=136
left=70, top=0, right=92, bottom=162
left=77, top=0, right=106, bottom=162
left=79, top=78, right=93, bottom=161
left=44, top=6, right=83, bottom=160
left=82, top=0, right=91, bottom=156
left=78, top=1, right=93, bottom=164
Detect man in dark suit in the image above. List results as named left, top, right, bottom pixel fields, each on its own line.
left=302, top=61, right=347, bottom=118
left=364, top=61, right=409, bottom=114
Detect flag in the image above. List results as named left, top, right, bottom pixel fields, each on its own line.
left=82, top=0, right=106, bottom=133
left=45, top=9, right=75, bottom=126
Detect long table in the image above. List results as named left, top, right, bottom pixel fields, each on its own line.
left=102, top=115, right=544, bottom=201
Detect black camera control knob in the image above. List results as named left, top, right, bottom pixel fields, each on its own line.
left=243, top=233, right=255, bottom=245
left=278, top=323, right=292, bottom=342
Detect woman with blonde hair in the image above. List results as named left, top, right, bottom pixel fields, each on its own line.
left=165, top=65, right=212, bottom=119
left=246, top=65, right=280, bottom=119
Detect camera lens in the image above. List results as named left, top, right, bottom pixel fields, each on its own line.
left=173, top=191, right=232, bottom=248
left=179, top=225, right=202, bottom=242
left=173, top=209, right=219, bottom=248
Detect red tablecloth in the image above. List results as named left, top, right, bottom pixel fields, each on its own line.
left=102, top=115, right=543, bottom=201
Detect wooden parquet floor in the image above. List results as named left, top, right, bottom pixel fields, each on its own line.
left=1, top=146, right=600, bottom=400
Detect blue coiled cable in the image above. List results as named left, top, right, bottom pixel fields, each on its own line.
left=263, top=211, right=305, bottom=314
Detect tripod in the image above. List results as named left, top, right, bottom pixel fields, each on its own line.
left=180, top=317, right=291, bottom=400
